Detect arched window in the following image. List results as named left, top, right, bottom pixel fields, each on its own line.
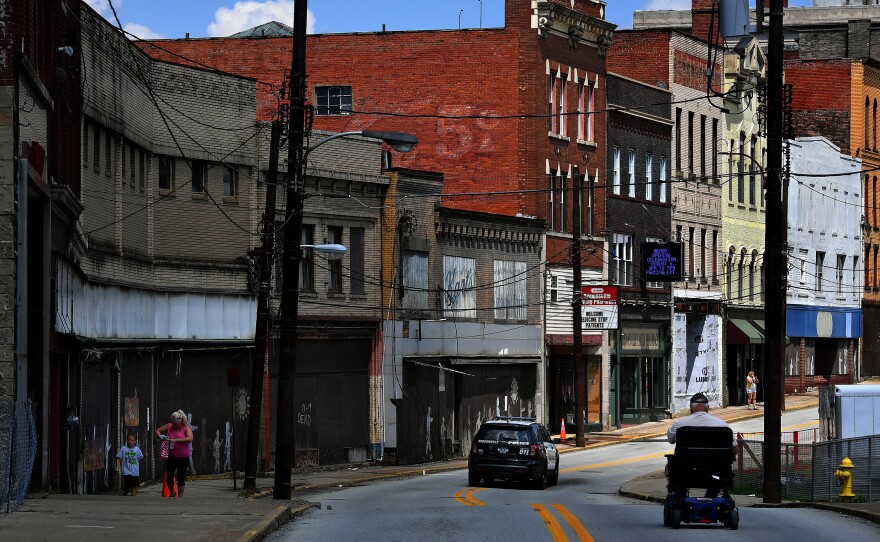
left=738, top=248, right=747, bottom=301
left=749, top=250, right=758, bottom=302
left=727, top=247, right=735, bottom=299
left=873, top=99, right=877, bottom=150
left=866, top=96, right=871, bottom=149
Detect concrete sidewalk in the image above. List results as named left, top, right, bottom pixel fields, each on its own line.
left=3, top=391, right=877, bottom=541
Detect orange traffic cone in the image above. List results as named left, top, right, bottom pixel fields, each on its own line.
left=162, top=470, right=178, bottom=498
left=560, top=418, right=567, bottom=440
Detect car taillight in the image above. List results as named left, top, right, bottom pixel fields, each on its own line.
left=471, top=441, right=478, bottom=454
left=530, top=443, right=540, bottom=457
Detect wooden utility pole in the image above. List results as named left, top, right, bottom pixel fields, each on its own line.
left=572, top=166, right=586, bottom=446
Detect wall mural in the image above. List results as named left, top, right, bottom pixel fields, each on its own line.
left=672, top=313, right=721, bottom=412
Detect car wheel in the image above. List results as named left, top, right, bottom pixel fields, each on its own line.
left=670, top=509, right=682, bottom=529
left=468, top=471, right=481, bottom=487
left=532, top=465, right=548, bottom=490
left=548, top=462, right=559, bottom=486
left=663, top=502, right=671, bottom=527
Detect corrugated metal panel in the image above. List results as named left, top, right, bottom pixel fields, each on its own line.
left=56, top=258, right=256, bottom=340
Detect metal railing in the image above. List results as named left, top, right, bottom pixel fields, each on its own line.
left=735, top=433, right=880, bottom=502
left=0, top=398, right=37, bottom=514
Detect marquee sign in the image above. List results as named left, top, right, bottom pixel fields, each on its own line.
left=581, top=285, right=619, bottom=330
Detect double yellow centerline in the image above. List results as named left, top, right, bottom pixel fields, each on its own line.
left=532, top=504, right=595, bottom=542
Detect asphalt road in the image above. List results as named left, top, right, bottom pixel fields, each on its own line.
left=269, top=407, right=880, bottom=541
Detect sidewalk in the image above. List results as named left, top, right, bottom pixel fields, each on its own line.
left=2, top=391, right=878, bottom=541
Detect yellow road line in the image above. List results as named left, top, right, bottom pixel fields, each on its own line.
left=783, top=421, right=819, bottom=431
left=532, top=504, right=567, bottom=542
left=453, top=487, right=488, bottom=506
left=560, top=451, right=668, bottom=474
left=551, top=504, right=595, bottom=542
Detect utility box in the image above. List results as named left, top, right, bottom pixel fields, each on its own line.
left=833, top=385, right=880, bottom=439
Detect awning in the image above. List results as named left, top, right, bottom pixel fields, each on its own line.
left=727, top=319, right=765, bottom=345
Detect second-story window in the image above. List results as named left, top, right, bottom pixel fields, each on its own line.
left=613, top=146, right=621, bottom=196
left=659, top=157, right=667, bottom=203
left=548, top=169, right=557, bottom=230
left=628, top=149, right=636, bottom=198
left=549, top=72, right=558, bottom=134
left=327, top=226, right=343, bottom=293
left=548, top=274, right=559, bottom=303
left=191, top=160, right=206, bottom=193
left=402, top=249, right=428, bottom=310
left=159, top=157, right=174, bottom=190
left=558, top=71, right=567, bottom=137
left=315, top=85, right=352, bottom=115
left=612, top=234, right=633, bottom=287
left=299, top=224, right=315, bottom=291
left=443, top=255, right=476, bottom=319
left=645, top=153, right=653, bottom=201
left=223, top=165, right=238, bottom=197
left=816, top=251, right=825, bottom=293
left=837, top=254, right=846, bottom=295
left=494, top=260, right=527, bottom=321
left=349, top=227, right=365, bottom=295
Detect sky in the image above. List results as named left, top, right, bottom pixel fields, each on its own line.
left=85, top=0, right=816, bottom=41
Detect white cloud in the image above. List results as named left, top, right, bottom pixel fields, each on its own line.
left=124, top=23, right=165, bottom=40
left=84, top=0, right=123, bottom=17
left=644, top=0, right=691, bottom=9
left=207, top=1, right=315, bottom=37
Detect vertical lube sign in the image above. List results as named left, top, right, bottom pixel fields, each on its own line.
left=581, top=286, right=619, bottom=330
left=672, top=313, right=721, bottom=411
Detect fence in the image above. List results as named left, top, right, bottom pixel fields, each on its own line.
left=736, top=433, right=880, bottom=502
left=0, top=398, right=37, bottom=514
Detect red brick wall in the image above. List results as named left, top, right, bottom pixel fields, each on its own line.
left=606, top=30, right=671, bottom=88
left=139, top=4, right=610, bottom=257
left=784, top=59, right=853, bottom=154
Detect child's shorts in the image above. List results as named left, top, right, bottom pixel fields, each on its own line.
left=123, top=475, right=140, bottom=490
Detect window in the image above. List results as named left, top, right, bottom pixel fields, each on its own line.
left=494, top=260, right=527, bottom=320
left=315, top=85, right=352, bottom=115
left=700, top=229, right=707, bottom=278
left=327, top=226, right=343, bottom=293
left=688, top=111, right=695, bottom=176
left=749, top=251, right=757, bottom=301
left=750, top=135, right=757, bottom=205
left=659, top=157, right=667, bottom=203
left=760, top=264, right=765, bottom=302
left=816, top=251, right=825, bottom=293
left=853, top=255, right=859, bottom=294
left=738, top=131, right=745, bottom=203
left=837, top=255, right=846, bottom=295
left=700, top=114, right=707, bottom=179
left=738, top=249, right=746, bottom=300
left=559, top=169, right=567, bottom=232
left=548, top=169, right=557, bottom=230
left=628, top=149, right=636, bottom=198
left=223, top=165, right=238, bottom=197
left=645, top=236, right=664, bottom=289
left=548, top=73, right=558, bottom=134
left=866, top=96, right=871, bottom=149
left=712, top=118, right=719, bottom=183
left=558, top=72, right=567, bottom=137
left=675, top=108, right=682, bottom=174
left=688, top=227, right=695, bottom=279
left=613, top=146, right=621, bottom=196
left=401, top=250, right=428, bottom=310
left=612, top=234, right=633, bottom=286
left=578, top=78, right=595, bottom=141
left=711, top=230, right=718, bottom=282
left=130, top=146, right=135, bottom=186
left=728, top=139, right=734, bottom=201
left=726, top=248, right=735, bottom=299
left=93, top=125, right=100, bottom=172
left=138, top=151, right=145, bottom=190
left=120, top=141, right=126, bottom=180
left=105, top=133, right=112, bottom=177
left=349, top=227, right=365, bottom=295
left=548, top=274, right=559, bottom=303
left=443, top=255, right=476, bottom=318
left=159, top=157, right=174, bottom=190
left=191, top=160, right=207, bottom=193
left=645, top=153, right=653, bottom=201
left=587, top=80, right=595, bottom=141
left=299, top=225, right=315, bottom=291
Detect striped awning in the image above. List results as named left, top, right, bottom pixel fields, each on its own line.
left=727, top=319, right=765, bottom=344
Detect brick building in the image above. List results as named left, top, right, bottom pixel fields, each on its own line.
left=139, top=0, right=617, bottom=432
left=603, top=73, right=673, bottom=425
left=607, top=28, right=725, bottom=414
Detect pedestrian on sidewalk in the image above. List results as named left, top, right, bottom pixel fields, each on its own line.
left=156, top=409, right=193, bottom=497
left=746, top=371, right=759, bottom=410
left=115, top=432, right=144, bottom=496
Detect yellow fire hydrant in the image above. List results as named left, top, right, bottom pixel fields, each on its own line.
left=834, top=457, right=855, bottom=502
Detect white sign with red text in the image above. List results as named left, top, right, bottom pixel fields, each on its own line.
left=581, top=286, right=619, bottom=330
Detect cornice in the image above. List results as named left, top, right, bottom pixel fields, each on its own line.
left=534, top=1, right=615, bottom=55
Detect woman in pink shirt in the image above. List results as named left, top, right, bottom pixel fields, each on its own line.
left=156, top=410, right=193, bottom=497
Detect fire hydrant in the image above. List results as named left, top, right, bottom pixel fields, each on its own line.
left=834, top=457, right=855, bottom=502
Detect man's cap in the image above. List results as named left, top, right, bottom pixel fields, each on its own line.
left=690, top=393, right=709, bottom=405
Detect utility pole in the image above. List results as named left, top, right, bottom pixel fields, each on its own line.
left=274, top=0, right=308, bottom=500
left=763, top=0, right=785, bottom=504
left=244, top=119, right=282, bottom=491
left=572, top=166, right=586, bottom=447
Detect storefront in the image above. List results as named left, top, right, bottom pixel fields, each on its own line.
left=612, top=323, right=669, bottom=424
left=785, top=305, right=860, bottom=391
left=726, top=313, right=765, bottom=406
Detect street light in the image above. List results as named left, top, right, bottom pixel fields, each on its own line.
left=301, top=243, right=347, bottom=259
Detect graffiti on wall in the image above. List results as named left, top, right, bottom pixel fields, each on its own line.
left=672, top=313, right=721, bottom=412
